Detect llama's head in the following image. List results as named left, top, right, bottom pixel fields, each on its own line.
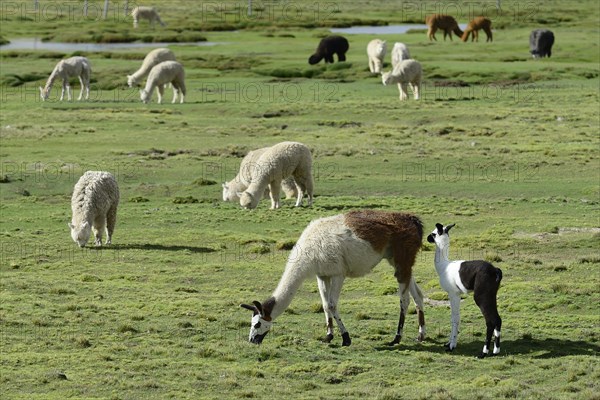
left=426, top=223, right=455, bottom=248
left=39, top=86, right=50, bottom=101
left=381, top=71, right=393, bottom=86
left=240, top=301, right=273, bottom=344
left=222, top=182, right=240, bottom=202
left=308, top=54, right=322, bottom=65
left=68, top=221, right=92, bottom=247
left=140, top=89, right=151, bottom=104
left=239, top=191, right=258, bottom=209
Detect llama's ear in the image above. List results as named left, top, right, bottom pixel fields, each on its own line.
left=444, top=223, right=456, bottom=233
left=435, top=223, right=444, bottom=235
left=252, top=300, right=263, bottom=315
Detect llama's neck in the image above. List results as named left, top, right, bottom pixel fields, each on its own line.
left=44, top=69, right=61, bottom=91
left=434, top=243, right=451, bottom=271
left=268, top=258, right=310, bottom=319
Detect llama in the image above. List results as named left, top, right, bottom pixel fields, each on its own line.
left=462, top=17, right=493, bottom=42
left=127, top=48, right=176, bottom=87
left=530, top=29, right=555, bottom=58
left=366, top=39, right=387, bottom=74
left=381, top=59, right=422, bottom=101
left=391, top=42, right=411, bottom=70
left=140, top=61, right=186, bottom=104
left=69, top=171, right=119, bottom=247
left=425, top=14, right=463, bottom=41
left=241, top=210, right=426, bottom=346
left=239, top=142, right=313, bottom=210
left=308, top=35, right=349, bottom=65
left=427, top=223, right=503, bottom=358
left=132, top=6, right=165, bottom=29
left=39, top=56, right=91, bottom=102
left=223, top=147, right=298, bottom=203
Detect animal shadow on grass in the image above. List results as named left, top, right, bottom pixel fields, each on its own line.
left=107, top=243, right=216, bottom=253
left=375, top=337, right=600, bottom=358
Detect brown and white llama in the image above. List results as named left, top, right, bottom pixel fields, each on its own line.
left=427, top=223, right=502, bottom=358
left=241, top=210, right=426, bottom=347
left=425, top=14, right=464, bottom=41
left=461, top=17, right=493, bottom=42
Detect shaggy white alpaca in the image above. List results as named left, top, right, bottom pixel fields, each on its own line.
left=391, top=42, right=411, bottom=69
left=69, top=171, right=119, bottom=247
left=366, top=39, right=387, bottom=74
left=223, top=147, right=297, bottom=203
left=127, top=48, right=176, bottom=88
left=140, top=61, right=186, bottom=104
left=239, top=141, right=313, bottom=210
left=381, top=59, right=422, bottom=101
left=241, top=210, right=426, bottom=347
left=39, top=56, right=91, bottom=102
left=132, top=6, right=165, bottom=29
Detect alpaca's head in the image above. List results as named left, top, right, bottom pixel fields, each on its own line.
left=239, top=191, right=258, bottom=209
left=241, top=301, right=272, bottom=344
left=222, top=182, right=240, bottom=202
left=68, top=221, right=92, bottom=247
left=39, top=86, right=50, bottom=101
left=127, top=75, right=137, bottom=88
left=140, top=89, right=151, bottom=103
left=427, top=223, right=455, bottom=248
left=308, top=54, right=322, bottom=65
left=381, top=71, right=393, bottom=86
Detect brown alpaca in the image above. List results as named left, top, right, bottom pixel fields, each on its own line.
left=426, top=14, right=464, bottom=41
left=462, top=17, right=493, bottom=42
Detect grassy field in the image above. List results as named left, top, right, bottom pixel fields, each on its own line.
left=1, top=1, right=599, bottom=399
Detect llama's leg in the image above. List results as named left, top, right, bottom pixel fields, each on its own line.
left=389, top=281, right=410, bottom=345
left=413, top=80, right=421, bottom=100
left=77, top=76, right=85, bottom=101
left=474, top=30, right=479, bottom=42
left=318, top=275, right=350, bottom=345
left=171, top=84, right=179, bottom=104
left=446, top=294, right=461, bottom=351
left=60, top=81, right=66, bottom=101
left=317, top=276, right=335, bottom=342
left=337, top=52, right=346, bottom=62
left=409, top=277, right=426, bottom=342
left=399, top=83, right=409, bottom=101
left=368, top=59, right=374, bottom=73
left=156, top=85, right=165, bottom=104
left=106, top=205, right=117, bottom=245
left=268, top=180, right=282, bottom=209
left=92, top=216, right=106, bottom=246
left=485, top=28, right=493, bottom=42
left=474, top=290, right=502, bottom=358
left=428, top=26, right=437, bottom=41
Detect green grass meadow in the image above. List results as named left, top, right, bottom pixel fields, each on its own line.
left=1, top=1, right=599, bottom=399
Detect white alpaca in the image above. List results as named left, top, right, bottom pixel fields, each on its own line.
left=222, top=147, right=298, bottom=203
left=427, top=223, right=503, bottom=358
left=366, top=39, right=387, bottom=74
left=140, top=61, right=186, bottom=104
left=69, top=171, right=119, bottom=248
left=239, top=141, right=313, bottom=210
left=127, top=48, right=176, bottom=88
left=241, top=210, right=426, bottom=346
left=381, top=59, right=422, bottom=101
left=132, top=6, right=165, bottom=29
left=391, top=42, right=411, bottom=69
left=39, top=56, right=91, bottom=102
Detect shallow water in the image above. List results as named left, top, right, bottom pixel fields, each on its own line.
left=330, top=24, right=467, bottom=35
left=0, top=38, right=222, bottom=52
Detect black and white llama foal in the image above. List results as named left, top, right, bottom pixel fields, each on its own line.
left=427, top=223, right=502, bottom=358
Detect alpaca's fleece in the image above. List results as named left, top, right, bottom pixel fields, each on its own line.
left=223, top=147, right=297, bottom=202
left=128, top=48, right=176, bottom=87
left=140, top=61, right=186, bottom=104
left=366, top=39, right=387, bottom=74
left=308, top=35, right=349, bottom=65
left=382, top=59, right=422, bottom=101
left=132, top=6, right=165, bottom=28
left=425, top=14, right=463, bottom=41
left=391, top=42, right=411, bottom=69
left=69, top=171, right=119, bottom=247
left=239, top=142, right=313, bottom=209
left=461, top=17, right=493, bottom=42
left=530, top=29, right=554, bottom=58
left=39, top=56, right=91, bottom=102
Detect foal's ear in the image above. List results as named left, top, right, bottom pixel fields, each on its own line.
left=240, top=303, right=258, bottom=315
left=444, top=223, right=456, bottom=233
left=435, top=223, right=444, bottom=235
left=252, top=300, right=263, bottom=315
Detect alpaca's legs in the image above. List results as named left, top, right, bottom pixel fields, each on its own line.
left=389, top=281, right=411, bottom=345
left=317, top=276, right=335, bottom=342
left=77, top=76, right=85, bottom=101
left=474, top=30, right=479, bottom=42
left=485, top=27, right=493, bottom=42
left=60, top=82, right=66, bottom=101
left=156, top=85, right=165, bottom=104
left=106, top=205, right=117, bottom=245
left=92, top=216, right=106, bottom=246
left=412, top=81, right=421, bottom=100
left=475, top=290, right=502, bottom=358
left=318, top=275, right=350, bottom=345
left=268, top=180, right=281, bottom=209
left=446, top=294, right=461, bottom=351
left=398, top=83, right=409, bottom=101
left=368, top=59, right=374, bottom=73
left=337, top=52, right=346, bottom=62
left=409, top=277, right=426, bottom=341
left=428, top=26, right=437, bottom=41
left=171, top=84, right=179, bottom=104
left=133, top=17, right=138, bottom=28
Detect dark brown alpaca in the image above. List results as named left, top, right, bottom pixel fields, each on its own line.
left=426, top=14, right=464, bottom=41
left=462, top=17, right=493, bottom=42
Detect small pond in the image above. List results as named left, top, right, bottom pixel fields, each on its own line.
left=330, top=24, right=467, bottom=35
left=0, top=38, right=223, bottom=52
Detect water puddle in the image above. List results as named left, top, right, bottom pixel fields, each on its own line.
left=0, top=38, right=222, bottom=52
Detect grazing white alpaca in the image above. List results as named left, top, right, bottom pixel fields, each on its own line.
left=239, top=141, right=313, bottom=210
left=69, top=171, right=119, bottom=247
left=381, top=59, right=422, bottom=101
left=222, top=147, right=297, bottom=203
left=132, top=6, right=165, bottom=28
left=39, top=56, right=91, bottom=102
left=241, top=210, right=426, bottom=346
left=391, top=42, right=411, bottom=69
left=127, top=48, right=176, bottom=88
left=366, top=39, right=387, bottom=74
left=140, top=61, right=186, bottom=104
left=427, top=223, right=503, bottom=358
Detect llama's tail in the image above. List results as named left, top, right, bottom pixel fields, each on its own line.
left=495, top=268, right=503, bottom=283
left=454, top=27, right=464, bottom=38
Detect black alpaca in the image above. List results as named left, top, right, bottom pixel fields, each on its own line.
left=530, top=29, right=555, bottom=58
left=308, top=35, right=349, bottom=65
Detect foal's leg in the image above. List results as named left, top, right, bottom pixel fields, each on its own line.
left=409, top=277, right=426, bottom=341
left=389, top=281, right=410, bottom=345
left=446, top=294, right=461, bottom=350
left=317, top=276, right=335, bottom=342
